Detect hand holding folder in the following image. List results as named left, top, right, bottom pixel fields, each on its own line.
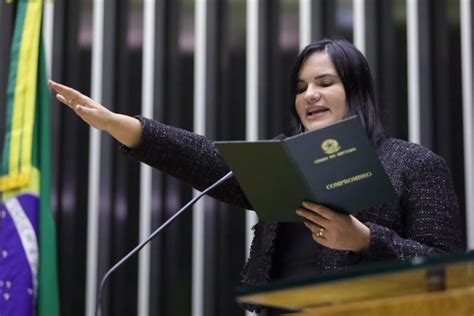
left=215, top=116, right=396, bottom=222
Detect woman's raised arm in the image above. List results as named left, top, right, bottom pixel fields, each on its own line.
left=48, top=80, right=142, bottom=148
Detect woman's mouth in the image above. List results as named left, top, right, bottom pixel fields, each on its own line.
left=307, top=106, right=330, bottom=118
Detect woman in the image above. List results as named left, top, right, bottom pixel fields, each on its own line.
left=49, top=39, right=463, bottom=313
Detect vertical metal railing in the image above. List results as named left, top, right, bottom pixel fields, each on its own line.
left=85, top=0, right=104, bottom=315
left=461, top=0, right=474, bottom=249
left=137, top=0, right=156, bottom=314
left=353, top=0, right=366, bottom=55
left=407, top=0, right=421, bottom=144
left=193, top=1, right=207, bottom=315
left=245, top=1, right=259, bottom=315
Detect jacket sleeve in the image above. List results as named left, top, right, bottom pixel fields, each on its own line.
left=363, top=152, right=464, bottom=261
left=121, top=116, right=252, bottom=209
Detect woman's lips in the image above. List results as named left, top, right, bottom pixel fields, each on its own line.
left=307, top=106, right=329, bottom=119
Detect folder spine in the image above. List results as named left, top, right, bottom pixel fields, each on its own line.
left=282, top=141, right=315, bottom=203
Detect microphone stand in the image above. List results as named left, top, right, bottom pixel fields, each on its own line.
left=95, top=171, right=233, bottom=316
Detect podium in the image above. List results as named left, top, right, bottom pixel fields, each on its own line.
left=237, top=252, right=474, bottom=315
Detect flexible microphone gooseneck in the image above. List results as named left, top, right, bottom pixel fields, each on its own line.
left=95, top=171, right=234, bottom=316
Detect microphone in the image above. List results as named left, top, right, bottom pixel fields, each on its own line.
left=95, top=171, right=234, bottom=316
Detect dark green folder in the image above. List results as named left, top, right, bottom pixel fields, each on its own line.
left=214, top=116, right=397, bottom=222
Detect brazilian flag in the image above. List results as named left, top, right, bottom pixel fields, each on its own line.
left=0, top=0, right=60, bottom=315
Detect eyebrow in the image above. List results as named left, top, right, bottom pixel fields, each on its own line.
left=297, top=73, right=339, bottom=82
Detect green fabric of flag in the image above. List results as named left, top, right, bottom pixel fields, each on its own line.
left=1, top=1, right=60, bottom=315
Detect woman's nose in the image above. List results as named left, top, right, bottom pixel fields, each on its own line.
left=305, top=84, right=321, bottom=102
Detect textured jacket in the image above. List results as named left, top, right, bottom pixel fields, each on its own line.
left=123, top=117, right=463, bottom=311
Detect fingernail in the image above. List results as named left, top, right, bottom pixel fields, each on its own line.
left=296, top=210, right=302, bottom=215
left=302, top=201, right=309, bottom=207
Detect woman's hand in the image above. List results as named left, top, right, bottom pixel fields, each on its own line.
left=48, top=80, right=142, bottom=148
left=296, top=201, right=370, bottom=253
left=48, top=80, right=114, bottom=131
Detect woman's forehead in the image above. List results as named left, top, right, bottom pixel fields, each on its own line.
left=299, top=52, right=338, bottom=78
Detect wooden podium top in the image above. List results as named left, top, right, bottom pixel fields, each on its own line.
left=236, top=252, right=474, bottom=315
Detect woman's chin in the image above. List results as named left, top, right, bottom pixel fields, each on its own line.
left=304, top=121, right=331, bottom=132
left=303, top=116, right=342, bottom=132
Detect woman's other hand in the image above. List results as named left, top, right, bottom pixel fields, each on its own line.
left=296, top=201, right=370, bottom=253
left=48, top=80, right=142, bottom=148
left=48, top=80, right=113, bottom=131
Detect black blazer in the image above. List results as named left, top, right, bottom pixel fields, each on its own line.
left=123, top=117, right=463, bottom=312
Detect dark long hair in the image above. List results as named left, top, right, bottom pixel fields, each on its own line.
left=289, top=39, right=385, bottom=146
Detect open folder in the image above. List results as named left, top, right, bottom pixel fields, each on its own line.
left=214, top=116, right=396, bottom=222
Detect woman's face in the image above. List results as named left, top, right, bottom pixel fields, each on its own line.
left=295, top=52, right=347, bottom=132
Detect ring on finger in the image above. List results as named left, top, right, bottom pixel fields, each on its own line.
left=316, top=227, right=326, bottom=238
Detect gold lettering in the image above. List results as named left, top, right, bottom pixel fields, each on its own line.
left=314, top=147, right=357, bottom=165
left=325, top=171, right=373, bottom=190
left=314, top=157, right=329, bottom=164
left=336, top=147, right=357, bottom=157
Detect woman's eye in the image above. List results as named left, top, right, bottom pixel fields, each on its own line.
left=296, top=86, right=307, bottom=94
left=320, top=81, right=333, bottom=87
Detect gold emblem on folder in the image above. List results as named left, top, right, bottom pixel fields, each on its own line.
left=321, top=139, right=341, bottom=155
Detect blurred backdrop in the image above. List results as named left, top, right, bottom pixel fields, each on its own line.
left=0, top=0, right=473, bottom=315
